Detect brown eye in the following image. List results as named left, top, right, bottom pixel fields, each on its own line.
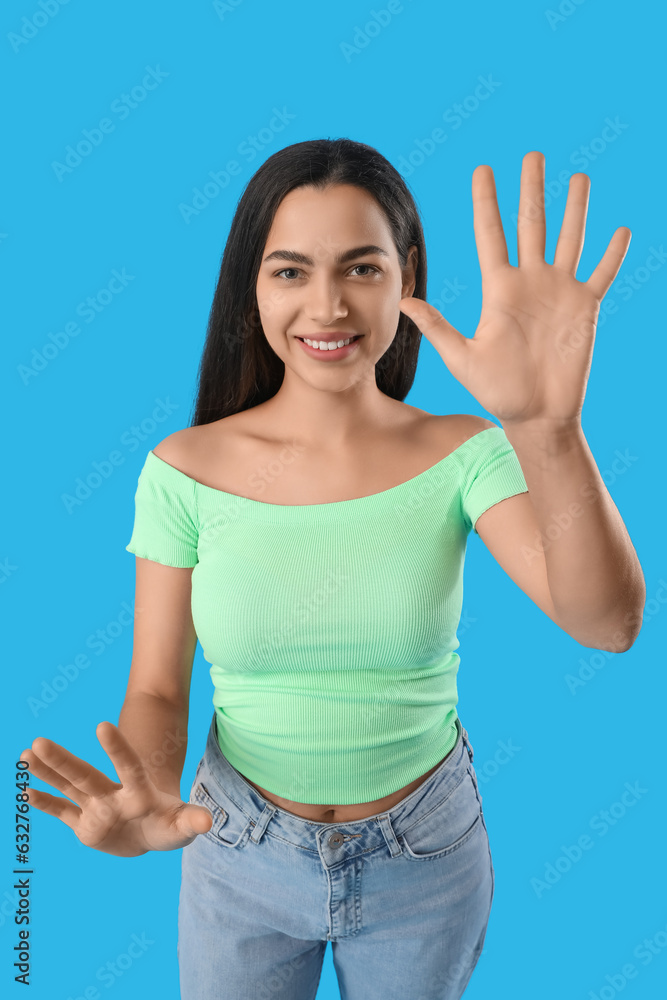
left=351, top=265, right=380, bottom=276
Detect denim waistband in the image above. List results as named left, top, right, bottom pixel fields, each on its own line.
left=191, top=712, right=476, bottom=861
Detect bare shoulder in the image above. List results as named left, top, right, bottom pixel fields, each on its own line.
left=152, top=426, right=196, bottom=464
left=151, top=419, right=229, bottom=477
left=423, top=412, right=498, bottom=454
left=151, top=408, right=258, bottom=476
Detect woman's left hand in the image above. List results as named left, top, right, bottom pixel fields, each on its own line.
left=398, top=150, right=631, bottom=428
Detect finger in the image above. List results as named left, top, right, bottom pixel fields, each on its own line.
left=27, top=786, right=82, bottom=830
left=553, top=173, right=590, bottom=275
left=586, top=227, right=632, bottom=300
left=22, top=747, right=91, bottom=807
left=29, top=736, right=120, bottom=798
left=517, top=151, right=546, bottom=266
left=472, top=164, right=509, bottom=275
left=175, top=803, right=214, bottom=838
left=95, top=722, right=153, bottom=792
left=398, top=298, right=469, bottom=379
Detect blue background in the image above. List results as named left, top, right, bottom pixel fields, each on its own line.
left=3, top=0, right=666, bottom=997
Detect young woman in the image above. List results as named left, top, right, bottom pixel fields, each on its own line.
left=22, top=139, right=645, bottom=999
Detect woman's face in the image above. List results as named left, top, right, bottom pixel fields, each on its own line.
left=255, top=183, right=417, bottom=390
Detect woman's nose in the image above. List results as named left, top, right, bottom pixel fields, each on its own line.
left=304, top=277, right=349, bottom=324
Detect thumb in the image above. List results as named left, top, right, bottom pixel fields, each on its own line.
left=178, top=803, right=214, bottom=836
left=399, top=297, right=470, bottom=381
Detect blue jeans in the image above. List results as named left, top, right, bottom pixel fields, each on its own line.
left=178, top=712, right=495, bottom=999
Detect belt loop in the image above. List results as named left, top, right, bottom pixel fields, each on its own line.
left=461, top=724, right=474, bottom=762
left=376, top=813, right=404, bottom=858
left=249, top=803, right=277, bottom=844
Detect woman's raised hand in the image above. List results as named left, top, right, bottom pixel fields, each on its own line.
left=398, top=151, right=632, bottom=429
left=20, top=722, right=213, bottom=857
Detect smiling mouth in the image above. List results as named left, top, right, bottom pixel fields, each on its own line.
left=296, top=335, right=363, bottom=350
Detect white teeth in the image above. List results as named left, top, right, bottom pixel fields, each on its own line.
left=302, top=337, right=355, bottom=350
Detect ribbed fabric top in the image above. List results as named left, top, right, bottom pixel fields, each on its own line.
left=125, top=424, right=528, bottom=804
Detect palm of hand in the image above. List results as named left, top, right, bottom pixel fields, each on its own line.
left=469, top=261, right=601, bottom=423
left=74, top=784, right=196, bottom=857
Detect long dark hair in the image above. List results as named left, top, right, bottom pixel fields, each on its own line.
left=190, top=138, right=428, bottom=427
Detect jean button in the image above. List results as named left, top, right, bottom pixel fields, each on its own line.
left=328, top=832, right=344, bottom=847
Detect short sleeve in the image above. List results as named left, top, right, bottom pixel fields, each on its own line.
left=458, top=426, right=529, bottom=535
left=125, top=452, right=199, bottom=567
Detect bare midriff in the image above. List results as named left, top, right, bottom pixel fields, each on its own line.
left=240, top=744, right=456, bottom=824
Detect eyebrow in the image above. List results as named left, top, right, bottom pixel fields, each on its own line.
left=262, top=244, right=391, bottom=266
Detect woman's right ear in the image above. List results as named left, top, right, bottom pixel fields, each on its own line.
left=402, top=245, right=418, bottom=299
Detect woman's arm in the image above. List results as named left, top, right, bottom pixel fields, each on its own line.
left=474, top=421, right=645, bottom=652
left=117, top=557, right=200, bottom=798
left=499, top=419, right=644, bottom=650
left=118, top=692, right=190, bottom=798
left=397, top=154, right=645, bottom=650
